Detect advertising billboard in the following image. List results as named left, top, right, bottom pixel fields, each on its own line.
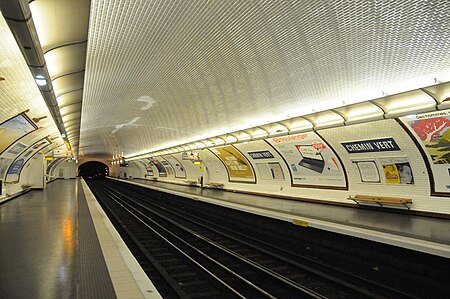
left=209, top=145, right=255, bottom=183
left=266, top=132, right=347, bottom=188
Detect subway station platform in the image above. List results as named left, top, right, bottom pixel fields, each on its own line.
left=0, top=179, right=161, bottom=299
left=121, top=177, right=450, bottom=258
left=1, top=179, right=449, bottom=299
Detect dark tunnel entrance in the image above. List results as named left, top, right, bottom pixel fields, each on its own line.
left=78, top=161, right=109, bottom=180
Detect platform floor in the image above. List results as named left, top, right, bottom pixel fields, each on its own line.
left=124, top=178, right=450, bottom=258
left=0, top=179, right=161, bottom=299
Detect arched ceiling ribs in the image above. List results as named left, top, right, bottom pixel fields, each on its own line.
left=43, top=40, right=88, bottom=55
left=51, top=70, right=85, bottom=82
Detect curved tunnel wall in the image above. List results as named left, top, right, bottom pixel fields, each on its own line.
left=128, top=112, right=450, bottom=216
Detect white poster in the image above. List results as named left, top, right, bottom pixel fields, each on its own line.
left=267, top=132, right=347, bottom=188
left=353, top=160, right=380, bottom=183
left=162, top=155, right=187, bottom=178
left=400, top=110, right=449, bottom=193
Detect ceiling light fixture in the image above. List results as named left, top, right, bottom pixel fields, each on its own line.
left=35, top=75, right=47, bottom=86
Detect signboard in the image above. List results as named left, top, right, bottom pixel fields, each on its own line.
left=210, top=145, right=255, bottom=183
left=267, top=132, right=347, bottom=188
left=248, top=150, right=275, bottom=159
left=341, top=138, right=401, bottom=153
left=400, top=110, right=450, bottom=194
left=162, top=155, right=187, bottom=178
left=0, top=114, right=37, bottom=155
left=182, top=151, right=200, bottom=161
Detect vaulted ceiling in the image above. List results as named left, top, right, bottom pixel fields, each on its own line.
left=2, top=0, right=450, bottom=161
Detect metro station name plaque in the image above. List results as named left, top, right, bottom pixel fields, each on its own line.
left=341, top=137, right=401, bottom=153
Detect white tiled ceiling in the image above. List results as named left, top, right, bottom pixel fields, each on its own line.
left=81, top=0, right=450, bottom=159
left=0, top=15, right=59, bottom=138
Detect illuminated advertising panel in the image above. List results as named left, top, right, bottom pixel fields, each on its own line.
left=210, top=145, right=255, bottom=183
left=266, top=132, right=347, bottom=188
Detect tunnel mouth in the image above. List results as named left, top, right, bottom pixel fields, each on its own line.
left=78, top=161, right=109, bottom=180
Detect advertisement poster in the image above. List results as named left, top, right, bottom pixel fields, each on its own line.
left=150, top=158, right=167, bottom=177
left=162, top=155, right=187, bottom=178
left=379, top=158, right=414, bottom=185
left=353, top=160, right=380, bottom=183
left=400, top=110, right=450, bottom=193
left=5, top=138, right=51, bottom=182
left=160, top=160, right=174, bottom=176
left=266, top=132, right=347, bottom=188
left=0, top=114, right=37, bottom=154
left=210, top=145, right=255, bottom=182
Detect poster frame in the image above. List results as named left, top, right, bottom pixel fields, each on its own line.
left=264, top=131, right=348, bottom=190
left=352, top=160, right=381, bottom=184
left=396, top=118, right=447, bottom=196
left=208, top=145, right=256, bottom=184
left=0, top=112, right=38, bottom=156
left=162, top=155, right=187, bottom=179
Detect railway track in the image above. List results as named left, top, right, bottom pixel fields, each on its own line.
left=87, top=180, right=425, bottom=298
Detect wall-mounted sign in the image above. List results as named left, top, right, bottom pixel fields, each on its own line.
left=267, top=132, right=346, bottom=188
left=182, top=151, right=200, bottom=161
left=248, top=150, right=275, bottom=159
left=210, top=145, right=255, bottom=183
left=341, top=137, right=401, bottom=153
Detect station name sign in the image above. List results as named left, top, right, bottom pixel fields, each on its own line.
left=341, top=137, right=400, bottom=153
left=248, top=150, right=275, bottom=159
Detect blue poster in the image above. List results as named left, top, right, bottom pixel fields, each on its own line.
left=7, top=158, right=24, bottom=175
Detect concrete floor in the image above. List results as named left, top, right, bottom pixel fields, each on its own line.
left=0, top=179, right=116, bottom=299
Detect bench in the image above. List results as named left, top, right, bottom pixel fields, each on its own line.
left=207, top=182, right=225, bottom=189
left=348, top=195, right=412, bottom=209
left=185, top=180, right=198, bottom=186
